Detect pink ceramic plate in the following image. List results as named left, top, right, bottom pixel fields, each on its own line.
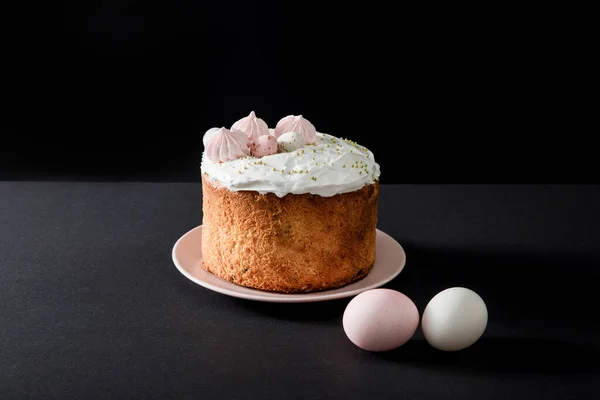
left=172, top=225, right=406, bottom=303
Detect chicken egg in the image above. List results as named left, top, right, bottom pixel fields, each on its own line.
left=421, top=287, right=488, bottom=351
left=343, top=289, right=420, bottom=352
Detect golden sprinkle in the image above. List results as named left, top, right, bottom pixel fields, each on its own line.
left=359, top=171, right=362, bottom=174
left=311, top=176, right=317, bottom=181
left=272, top=168, right=276, bottom=171
left=301, top=149, right=305, bottom=154
left=305, top=169, right=308, bottom=173
left=313, top=149, right=316, bottom=153
left=281, top=169, right=285, bottom=172
left=342, top=165, right=346, bottom=168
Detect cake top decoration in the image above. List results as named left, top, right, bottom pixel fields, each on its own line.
left=276, top=131, right=305, bottom=153
left=273, top=115, right=317, bottom=144
left=205, top=127, right=250, bottom=163
left=251, top=135, right=278, bottom=158
left=231, top=111, right=270, bottom=142
left=201, top=113, right=380, bottom=197
left=201, top=132, right=380, bottom=197
left=203, top=127, right=220, bottom=147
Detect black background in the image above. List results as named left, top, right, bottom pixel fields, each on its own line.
left=1, top=2, right=591, bottom=182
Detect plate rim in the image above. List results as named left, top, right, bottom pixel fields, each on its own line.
left=172, top=225, right=406, bottom=303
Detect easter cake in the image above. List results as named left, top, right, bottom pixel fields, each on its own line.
left=200, top=112, right=381, bottom=293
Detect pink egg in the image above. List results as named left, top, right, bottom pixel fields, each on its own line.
left=343, top=289, right=419, bottom=352
left=251, top=135, right=278, bottom=157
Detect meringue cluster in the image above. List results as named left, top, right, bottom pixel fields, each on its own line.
left=203, top=111, right=317, bottom=163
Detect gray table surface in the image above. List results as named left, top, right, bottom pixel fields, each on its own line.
left=1, top=182, right=599, bottom=399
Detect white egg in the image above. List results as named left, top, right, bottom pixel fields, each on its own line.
left=203, top=127, right=220, bottom=147
left=343, top=289, right=420, bottom=352
left=421, top=287, right=488, bottom=351
left=276, top=131, right=305, bottom=153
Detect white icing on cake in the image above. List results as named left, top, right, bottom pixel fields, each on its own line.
left=201, top=133, right=380, bottom=198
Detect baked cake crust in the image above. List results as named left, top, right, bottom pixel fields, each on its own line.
left=201, top=175, right=379, bottom=293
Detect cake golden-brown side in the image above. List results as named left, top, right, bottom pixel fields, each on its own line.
left=201, top=175, right=379, bottom=293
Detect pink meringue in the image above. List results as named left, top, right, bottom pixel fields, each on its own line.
left=273, top=115, right=317, bottom=144
left=205, top=127, right=250, bottom=163
left=251, top=135, right=278, bottom=158
left=203, top=127, right=220, bottom=147
left=231, top=111, right=270, bottom=142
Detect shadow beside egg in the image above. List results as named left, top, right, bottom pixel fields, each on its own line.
left=373, top=337, right=600, bottom=375
left=225, top=296, right=350, bottom=323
